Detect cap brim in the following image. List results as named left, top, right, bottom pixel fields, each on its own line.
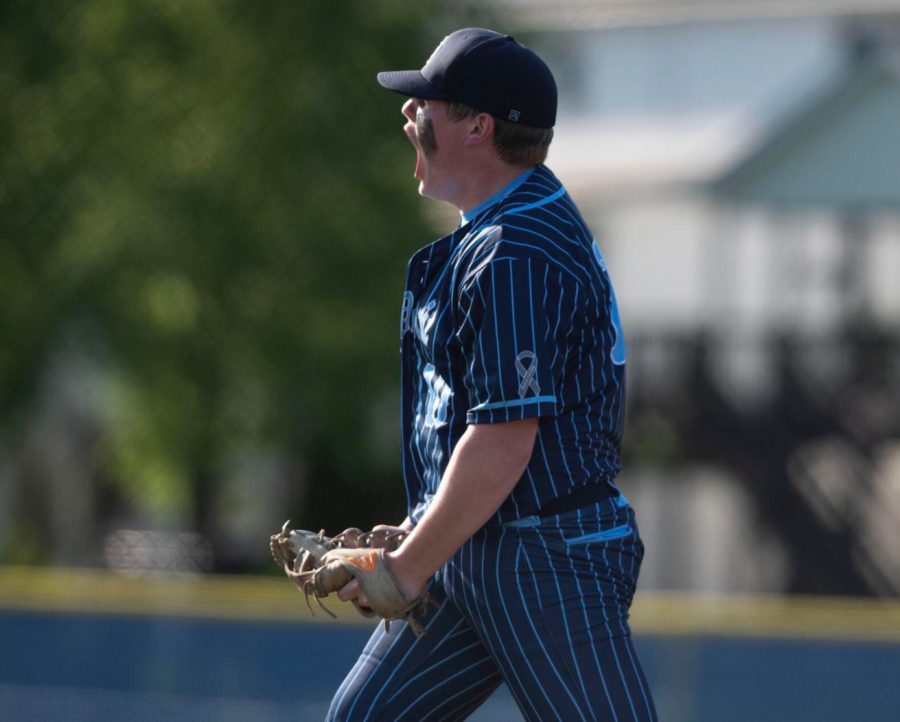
left=376, top=70, right=446, bottom=99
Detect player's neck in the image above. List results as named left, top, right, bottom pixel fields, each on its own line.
left=455, top=162, right=533, bottom=215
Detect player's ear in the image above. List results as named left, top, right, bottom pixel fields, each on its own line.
left=464, top=112, right=494, bottom=147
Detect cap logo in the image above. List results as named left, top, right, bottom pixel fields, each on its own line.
left=508, top=109, right=521, bottom=122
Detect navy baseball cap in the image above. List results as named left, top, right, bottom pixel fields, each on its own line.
left=377, top=28, right=557, bottom=129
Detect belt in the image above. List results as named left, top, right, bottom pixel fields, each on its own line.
left=537, top=480, right=615, bottom=518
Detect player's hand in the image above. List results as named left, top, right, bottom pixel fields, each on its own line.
left=337, top=578, right=370, bottom=608
left=337, top=524, right=407, bottom=608
left=336, top=551, right=425, bottom=610
left=372, top=524, right=404, bottom=532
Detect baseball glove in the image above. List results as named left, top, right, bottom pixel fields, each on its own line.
left=308, top=547, right=432, bottom=635
left=270, top=521, right=424, bottom=629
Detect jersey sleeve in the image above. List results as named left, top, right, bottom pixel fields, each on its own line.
left=456, top=255, right=573, bottom=424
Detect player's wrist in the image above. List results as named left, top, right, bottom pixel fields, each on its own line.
left=384, top=548, right=429, bottom=602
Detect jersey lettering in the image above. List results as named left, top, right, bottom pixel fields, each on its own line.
left=592, top=241, right=626, bottom=366
left=399, top=291, right=414, bottom=338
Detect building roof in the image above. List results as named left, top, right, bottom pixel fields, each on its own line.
left=494, top=0, right=900, bottom=30
left=548, top=113, right=758, bottom=201
left=715, top=54, right=900, bottom=208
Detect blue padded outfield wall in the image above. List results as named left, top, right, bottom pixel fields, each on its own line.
left=1, top=567, right=899, bottom=721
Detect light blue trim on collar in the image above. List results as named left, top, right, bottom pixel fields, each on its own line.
left=506, top=185, right=566, bottom=215
left=459, top=168, right=534, bottom=225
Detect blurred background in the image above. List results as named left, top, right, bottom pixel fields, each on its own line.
left=2, top=1, right=899, bottom=720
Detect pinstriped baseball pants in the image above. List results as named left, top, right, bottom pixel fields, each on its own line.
left=326, top=503, right=657, bottom=722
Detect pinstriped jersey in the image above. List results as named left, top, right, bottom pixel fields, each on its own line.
left=400, top=165, right=627, bottom=525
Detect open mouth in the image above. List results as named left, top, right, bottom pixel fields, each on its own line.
left=414, top=147, right=423, bottom=180
left=413, top=112, right=438, bottom=182
left=403, top=122, right=423, bottom=181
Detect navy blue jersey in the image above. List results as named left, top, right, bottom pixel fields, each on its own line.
left=400, top=165, right=627, bottom=525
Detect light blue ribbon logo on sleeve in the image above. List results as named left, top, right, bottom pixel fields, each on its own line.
left=516, top=350, right=540, bottom=398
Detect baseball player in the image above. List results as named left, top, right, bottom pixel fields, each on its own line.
left=327, top=28, right=657, bottom=721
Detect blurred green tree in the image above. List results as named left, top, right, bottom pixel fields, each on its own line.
left=0, top=0, right=487, bottom=564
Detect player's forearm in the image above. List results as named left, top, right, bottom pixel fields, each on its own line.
left=386, top=418, right=538, bottom=600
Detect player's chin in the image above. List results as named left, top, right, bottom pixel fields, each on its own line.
left=416, top=180, right=440, bottom=201
left=413, top=165, right=430, bottom=195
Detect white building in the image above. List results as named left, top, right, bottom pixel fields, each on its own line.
left=494, top=1, right=900, bottom=594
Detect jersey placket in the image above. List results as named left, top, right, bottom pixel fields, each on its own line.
left=399, top=231, right=459, bottom=521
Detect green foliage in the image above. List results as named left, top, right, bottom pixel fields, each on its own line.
left=0, top=1, right=474, bottom=539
